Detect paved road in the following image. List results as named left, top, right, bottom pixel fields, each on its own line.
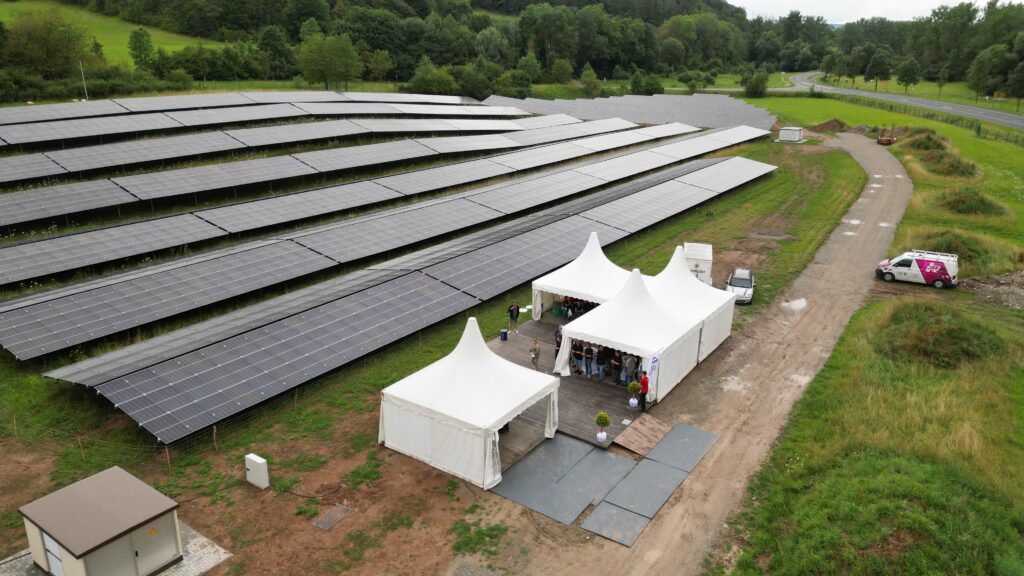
left=475, top=134, right=915, bottom=575
left=789, top=71, right=1024, bottom=132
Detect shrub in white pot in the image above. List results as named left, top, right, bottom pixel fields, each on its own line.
left=627, top=381, right=641, bottom=409
left=595, top=411, right=611, bottom=443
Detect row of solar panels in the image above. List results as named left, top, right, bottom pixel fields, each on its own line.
left=0, top=123, right=746, bottom=358
left=0, top=91, right=480, bottom=126
left=45, top=154, right=777, bottom=443
left=0, top=102, right=530, bottom=148
left=483, top=93, right=778, bottom=131
left=0, top=108, right=536, bottom=186
left=0, top=115, right=594, bottom=227
left=0, top=119, right=702, bottom=286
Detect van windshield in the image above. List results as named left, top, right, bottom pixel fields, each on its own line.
left=730, top=277, right=752, bottom=288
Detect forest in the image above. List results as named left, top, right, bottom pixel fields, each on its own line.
left=0, top=0, right=1022, bottom=103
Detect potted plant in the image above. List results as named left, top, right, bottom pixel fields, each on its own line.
left=627, top=381, right=641, bottom=409
left=595, top=411, right=611, bottom=443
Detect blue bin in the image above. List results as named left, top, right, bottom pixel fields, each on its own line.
left=500, top=329, right=508, bottom=341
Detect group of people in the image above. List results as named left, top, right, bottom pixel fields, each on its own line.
left=559, top=295, right=596, bottom=319
left=567, top=341, right=644, bottom=384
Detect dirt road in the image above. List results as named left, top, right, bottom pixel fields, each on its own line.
left=458, top=134, right=914, bottom=575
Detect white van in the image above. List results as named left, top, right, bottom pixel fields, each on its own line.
left=876, top=250, right=959, bottom=288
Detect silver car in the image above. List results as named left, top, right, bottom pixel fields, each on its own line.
left=726, top=268, right=755, bottom=304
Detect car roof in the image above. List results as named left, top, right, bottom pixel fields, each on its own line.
left=733, top=268, right=752, bottom=278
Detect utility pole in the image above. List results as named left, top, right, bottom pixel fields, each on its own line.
left=79, top=60, right=89, bottom=101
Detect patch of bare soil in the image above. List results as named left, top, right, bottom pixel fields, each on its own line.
left=813, top=119, right=847, bottom=133
left=0, top=441, right=57, bottom=557
left=961, top=271, right=1024, bottom=309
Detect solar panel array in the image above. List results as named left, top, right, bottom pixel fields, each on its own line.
left=0, top=123, right=764, bottom=284
left=111, top=156, right=318, bottom=200
left=113, top=92, right=257, bottom=113
left=45, top=132, right=247, bottom=173
left=164, top=103, right=307, bottom=127
left=0, top=154, right=66, bottom=185
left=0, top=181, right=136, bottom=227
left=0, top=100, right=129, bottom=126
left=0, top=113, right=183, bottom=145
left=483, top=93, right=777, bottom=130
left=40, top=151, right=775, bottom=442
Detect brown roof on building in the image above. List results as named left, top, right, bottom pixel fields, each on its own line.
left=19, top=466, right=177, bottom=558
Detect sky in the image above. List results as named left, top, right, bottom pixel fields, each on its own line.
left=728, top=0, right=960, bottom=24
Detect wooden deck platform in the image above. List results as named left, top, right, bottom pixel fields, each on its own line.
left=489, top=316, right=638, bottom=449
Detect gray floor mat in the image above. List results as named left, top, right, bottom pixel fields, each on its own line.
left=581, top=502, right=651, bottom=547
left=556, top=449, right=636, bottom=503
left=603, top=459, right=687, bottom=519
left=645, top=423, right=717, bottom=472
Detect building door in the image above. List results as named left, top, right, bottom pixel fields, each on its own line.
left=130, top=514, right=177, bottom=576
left=42, top=532, right=64, bottom=576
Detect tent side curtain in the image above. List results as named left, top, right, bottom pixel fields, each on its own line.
left=650, top=323, right=702, bottom=402
left=381, top=400, right=490, bottom=488
left=697, top=299, right=734, bottom=362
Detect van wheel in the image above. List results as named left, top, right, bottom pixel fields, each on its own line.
left=932, top=279, right=945, bottom=289
left=882, top=273, right=894, bottom=282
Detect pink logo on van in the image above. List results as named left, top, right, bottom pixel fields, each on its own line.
left=917, top=259, right=950, bottom=284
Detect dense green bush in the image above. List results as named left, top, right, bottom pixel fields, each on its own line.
left=878, top=302, right=1004, bottom=369
left=939, top=187, right=1006, bottom=216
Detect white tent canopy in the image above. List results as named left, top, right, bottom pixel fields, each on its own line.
left=554, top=269, right=702, bottom=402
left=646, top=246, right=736, bottom=362
left=379, top=317, right=559, bottom=489
left=532, top=232, right=629, bottom=321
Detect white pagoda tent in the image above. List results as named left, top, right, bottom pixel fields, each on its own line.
left=379, top=318, right=559, bottom=489
left=554, top=269, right=702, bottom=403
left=646, top=246, right=736, bottom=362
left=531, top=232, right=629, bottom=321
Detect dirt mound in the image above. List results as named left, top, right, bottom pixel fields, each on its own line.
left=939, top=187, right=1005, bottom=216
left=877, top=302, right=1004, bottom=369
left=813, top=119, right=847, bottom=132
left=962, top=271, right=1024, bottom=309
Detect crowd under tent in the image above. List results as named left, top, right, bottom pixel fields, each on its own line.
left=555, top=269, right=703, bottom=403
left=531, top=232, right=629, bottom=321
left=19, top=466, right=182, bottom=576
left=379, top=317, right=560, bottom=489
left=646, top=246, right=736, bottom=362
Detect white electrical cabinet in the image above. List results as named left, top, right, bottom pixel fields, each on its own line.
left=682, top=242, right=714, bottom=285
left=779, top=127, right=804, bottom=142
left=245, top=454, right=269, bottom=490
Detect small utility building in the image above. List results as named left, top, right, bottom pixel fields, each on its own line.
left=20, top=466, right=182, bottom=576
left=380, top=317, right=559, bottom=489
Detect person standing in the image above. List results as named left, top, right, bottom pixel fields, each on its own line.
left=583, top=343, right=594, bottom=377
left=639, top=370, right=650, bottom=413
left=571, top=340, right=583, bottom=375
left=508, top=302, right=520, bottom=334
left=595, top=346, right=608, bottom=381
left=530, top=339, right=540, bottom=370
left=610, top=351, right=622, bottom=385
left=623, top=354, right=636, bottom=385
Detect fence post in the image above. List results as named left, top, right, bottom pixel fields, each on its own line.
left=165, top=446, right=172, bottom=474
left=213, top=425, right=219, bottom=453
left=77, top=436, right=85, bottom=461
left=11, top=414, right=15, bottom=439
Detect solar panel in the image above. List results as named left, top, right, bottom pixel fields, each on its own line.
left=374, top=159, right=513, bottom=195
left=703, top=126, right=771, bottom=145
left=195, top=181, right=401, bottom=233
left=411, top=94, right=480, bottom=105
left=292, top=139, right=437, bottom=173
left=423, top=215, right=627, bottom=301
left=440, top=119, right=525, bottom=131
left=112, top=155, right=318, bottom=200
left=389, top=104, right=526, bottom=117
left=340, top=92, right=479, bottom=105
left=291, top=199, right=503, bottom=263
left=0, top=154, right=67, bottom=185
left=503, top=118, right=636, bottom=146
left=95, top=271, right=478, bottom=443
left=45, top=132, right=247, bottom=173
left=241, top=91, right=350, bottom=104
left=573, top=150, right=677, bottom=181
left=466, top=170, right=606, bottom=214
left=512, top=114, right=581, bottom=129
left=0, top=215, right=227, bottom=285
left=349, top=118, right=462, bottom=132
left=0, top=180, right=137, bottom=227
left=291, top=102, right=401, bottom=115
left=0, top=100, right=129, bottom=126
left=0, top=113, right=182, bottom=145
left=648, top=135, right=729, bottom=160
left=675, top=157, right=777, bottom=192
left=580, top=180, right=716, bottom=233
left=113, top=92, right=255, bottom=113
left=164, top=103, right=307, bottom=127
left=0, top=240, right=335, bottom=360
left=415, top=134, right=521, bottom=154
left=45, top=267, right=407, bottom=387
left=225, top=119, right=368, bottom=147
left=572, top=130, right=652, bottom=152
left=631, top=122, right=700, bottom=138
left=489, top=142, right=593, bottom=170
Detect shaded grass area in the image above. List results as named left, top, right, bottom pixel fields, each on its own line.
left=714, top=300, right=1024, bottom=575
left=752, top=97, right=1024, bottom=277
left=0, top=0, right=223, bottom=66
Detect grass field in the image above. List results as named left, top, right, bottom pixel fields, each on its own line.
left=818, top=73, right=1023, bottom=115
left=714, top=299, right=1024, bottom=574
left=0, top=0, right=223, bottom=66
left=750, top=97, right=1024, bottom=277
left=0, top=136, right=864, bottom=560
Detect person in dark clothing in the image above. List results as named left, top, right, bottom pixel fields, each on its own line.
left=639, top=370, right=650, bottom=412
left=571, top=341, right=583, bottom=374
left=595, top=346, right=608, bottom=381
left=583, top=343, right=594, bottom=377
left=554, top=324, right=563, bottom=350
left=507, top=302, right=520, bottom=334
left=610, top=351, right=622, bottom=385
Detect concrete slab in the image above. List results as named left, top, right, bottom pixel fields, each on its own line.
left=603, top=459, right=687, bottom=519
left=491, top=472, right=594, bottom=525
left=0, top=523, right=230, bottom=576
left=645, top=423, right=717, bottom=472
left=505, top=433, right=594, bottom=483
left=556, top=449, right=636, bottom=503
left=581, top=502, right=650, bottom=547
left=313, top=503, right=353, bottom=531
